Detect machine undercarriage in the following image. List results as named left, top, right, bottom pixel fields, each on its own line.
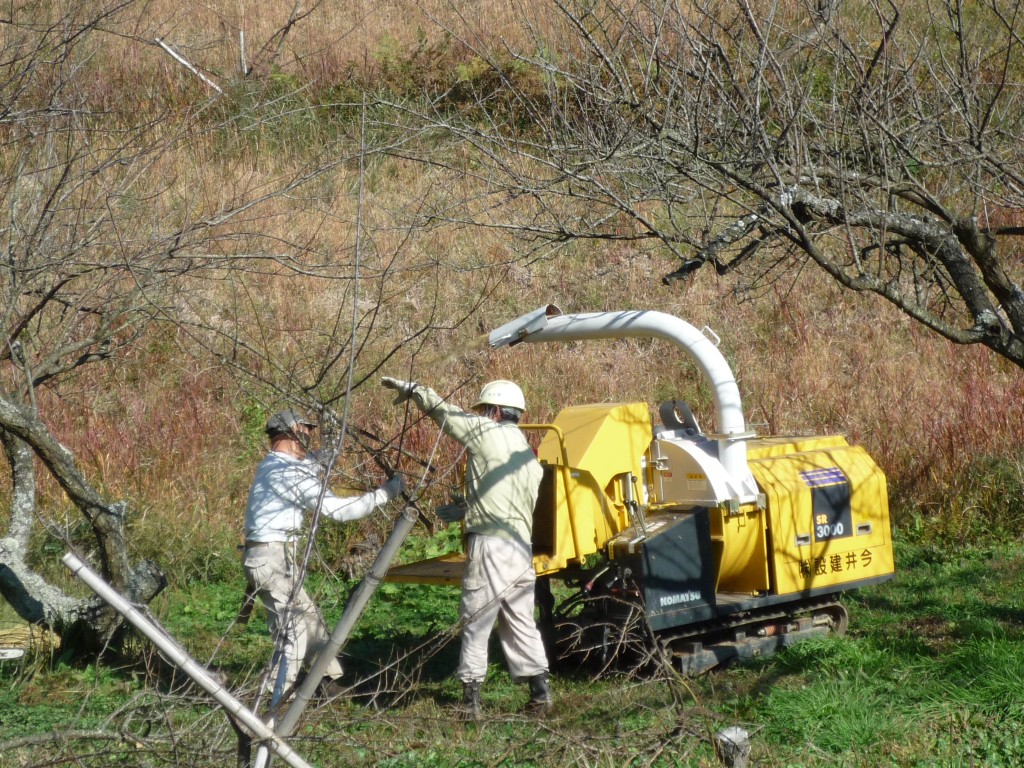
left=541, top=571, right=850, bottom=675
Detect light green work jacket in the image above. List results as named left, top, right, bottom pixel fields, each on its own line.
left=411, top=385, right=543, bottom=546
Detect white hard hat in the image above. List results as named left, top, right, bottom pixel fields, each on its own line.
left=473, top=380, right=526, bottom=411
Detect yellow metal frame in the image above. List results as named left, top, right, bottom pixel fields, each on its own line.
left=520, top=423, right=587, bottom=570
left=526, top=402, right=653, bottom=574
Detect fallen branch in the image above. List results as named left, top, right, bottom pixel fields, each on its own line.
left=0, top=728, right=158, bottom=752
left=154, top=38, right=223, bottom=94
left=62, top=552, right=311, bottom=768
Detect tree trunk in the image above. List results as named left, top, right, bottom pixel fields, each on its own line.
left=0, top=427, right=167, bottom=657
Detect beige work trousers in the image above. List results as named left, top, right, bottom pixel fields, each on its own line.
left=458, top=533, right=549, bottom=683
left=243, top=541, right=343, bottom=691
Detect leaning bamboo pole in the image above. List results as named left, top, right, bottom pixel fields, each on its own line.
left=61, top=552, right=312, bottom=768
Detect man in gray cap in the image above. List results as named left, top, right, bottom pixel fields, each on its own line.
left=242, top=409, right=404, bottom=699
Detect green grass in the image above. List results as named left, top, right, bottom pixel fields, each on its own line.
left=5, top=529, right=1024, bottom=766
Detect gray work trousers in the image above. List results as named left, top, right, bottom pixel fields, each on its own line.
left=243, top=541, right=343, bottom=690
left=458, top=533, right=549, bottom=683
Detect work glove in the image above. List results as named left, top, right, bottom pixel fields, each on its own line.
left=435, top=495, right=468, bottom=524
left=380, top=474, right=405, bottom=501
left=381, top=377, right=418, bottom=404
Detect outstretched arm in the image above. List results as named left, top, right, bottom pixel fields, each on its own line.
left=307, top=474, right=405, bottom=523
left=381, top=377, right=488, bottom=450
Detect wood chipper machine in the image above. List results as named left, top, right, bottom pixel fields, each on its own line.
left=386, top=306, right=895, bottom=673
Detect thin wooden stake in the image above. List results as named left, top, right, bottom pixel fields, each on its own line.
left=155, top=38, right=224, bottom=94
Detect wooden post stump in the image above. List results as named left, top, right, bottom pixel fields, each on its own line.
left=714, top=726, right=751, bottom=768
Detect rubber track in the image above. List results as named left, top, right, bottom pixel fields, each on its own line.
left=655, top=596, right=849, bottom=651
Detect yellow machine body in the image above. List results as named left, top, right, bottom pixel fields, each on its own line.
left=745, top=435, right=895, bottom=595
left=387, top=404, right=895, bottom=607
left=648, top=432, right=896, bottom=597
left=527, top=402, right=652, bottom=574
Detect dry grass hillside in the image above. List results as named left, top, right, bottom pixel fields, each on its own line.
left=40, top=238, right=1024, bottom=579
left=7, top=0, right=1024, bottom=580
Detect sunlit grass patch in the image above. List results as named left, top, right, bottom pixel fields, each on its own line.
left=920, top=636, right=1024, bottom=719
left=756, top=676, right=908, bottom=755
left=735, top=636, right=909, bottom=754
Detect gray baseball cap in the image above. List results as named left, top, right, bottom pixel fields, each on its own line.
left=265, top=409, right=317, bottom=435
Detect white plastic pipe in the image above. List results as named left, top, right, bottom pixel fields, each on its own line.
left=489, top=308, right=759, bottom=503
left=61, top=552, right=312, bottom=768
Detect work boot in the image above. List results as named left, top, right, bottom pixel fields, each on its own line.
left=460, top=681, right=482, bottom=721
left=523, top=673, right=552, bottom=717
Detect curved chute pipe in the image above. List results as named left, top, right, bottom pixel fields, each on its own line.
left=488, top=306, right=758, bottom=502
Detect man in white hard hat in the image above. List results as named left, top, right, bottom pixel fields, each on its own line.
left=243, top=409, right=404, bottom=700
left=381, top=377, right=552, bottom=719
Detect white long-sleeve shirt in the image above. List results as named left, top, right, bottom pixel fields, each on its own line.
left=243, top=451, right=389, bottom=543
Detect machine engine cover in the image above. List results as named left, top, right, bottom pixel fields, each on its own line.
left=651, top=437, right=737, bottom=507
left=607, top=510, right=717, bottom=632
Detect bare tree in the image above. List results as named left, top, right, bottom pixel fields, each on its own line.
left=0, top=2, right=363, bottom=656
left=0, top=0, right=491, bottom=658
left=0, top=0, right=180, bottom=654
left=390, top=0, right=1024, bottom=367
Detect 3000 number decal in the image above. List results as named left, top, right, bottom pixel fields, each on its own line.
left=804, top=470, right=854, bottom=542
left=815, top=518, right=845, bottom=540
